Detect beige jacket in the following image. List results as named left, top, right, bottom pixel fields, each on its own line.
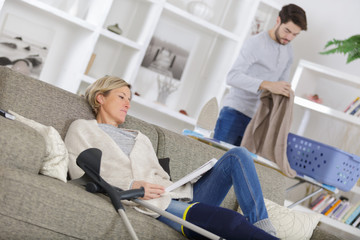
left=241, top=90, right=296, bottom=178
left=65, top=119, right=192, bottom=216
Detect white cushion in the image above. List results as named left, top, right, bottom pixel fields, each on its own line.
left=264, top=199, right=322, bottom=240
left=238, top=198, right=321, bottom=240
left=9, top=110, right=69, bottom=182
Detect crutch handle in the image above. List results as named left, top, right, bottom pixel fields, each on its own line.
left=86, top=182, right=145, bottom=202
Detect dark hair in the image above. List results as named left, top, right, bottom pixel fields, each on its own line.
left=279, top=4, right=307, bottom=31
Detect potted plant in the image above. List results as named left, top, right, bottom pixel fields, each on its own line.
left=320, top=34, right=360, bottom=63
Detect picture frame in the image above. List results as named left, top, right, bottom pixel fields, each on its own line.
left=0, top=13, right=53, bottom=78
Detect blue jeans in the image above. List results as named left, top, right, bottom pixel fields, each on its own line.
left=214, top=107, right=251, bottom=146
left=157, top=147, right=268, bottom=233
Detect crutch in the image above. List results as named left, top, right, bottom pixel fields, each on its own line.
left=75, top=148, right=223, bottom=240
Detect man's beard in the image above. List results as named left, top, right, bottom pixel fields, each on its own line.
left=275, top=26, right=290, bottom=45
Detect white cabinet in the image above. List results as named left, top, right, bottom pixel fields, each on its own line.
left=290, top=59, right=360, bottom=191
left=0, top=0, right=280, bottom=133
left=289, top=59, right=360, bottom=238
left=291, top=59, right=360, bottom=151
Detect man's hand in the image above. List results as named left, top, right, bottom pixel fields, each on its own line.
left=132, top=180, right=165, bottom=200
left=260, top=81, right=292, bottom=97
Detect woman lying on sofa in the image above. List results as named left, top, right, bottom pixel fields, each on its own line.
left=65, top=76, right=278, bottom=240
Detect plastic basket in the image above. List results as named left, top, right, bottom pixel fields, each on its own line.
left=286, top=133, right=360, bottom=192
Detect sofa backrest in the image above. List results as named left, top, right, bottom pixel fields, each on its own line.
left=0, top=67, right=94, bottom=139
left=0, top=67, right=159, bottom=151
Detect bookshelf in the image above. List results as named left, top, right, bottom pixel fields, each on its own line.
left=285, top=199, right=360, bottom=240
left=0, top=0, right=282, bottom=133
left=291, top=60, right=360, bottom=135
left=290, top=60, right=360, bottom=192
left=288, top=59, right=360, bottom=238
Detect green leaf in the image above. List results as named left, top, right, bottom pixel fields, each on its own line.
left=319, top=35, right=360, bottom=63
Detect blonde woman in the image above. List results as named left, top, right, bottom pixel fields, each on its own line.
left=65, top=76, right=278, bottom=239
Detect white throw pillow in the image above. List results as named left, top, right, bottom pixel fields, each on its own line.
left=9, top=110, right=69, bottom=182
left=238, top=199, right=321, bottom=240
left=264, top=199, right=322, bottom=240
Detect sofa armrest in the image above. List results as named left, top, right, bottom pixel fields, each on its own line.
left=0, top=117, right=46, bottom=174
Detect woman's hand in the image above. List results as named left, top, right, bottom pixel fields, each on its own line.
left=132, top=180, right=165, bottom=200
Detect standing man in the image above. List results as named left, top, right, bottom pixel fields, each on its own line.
left=214, top=4, right=307, bottom=146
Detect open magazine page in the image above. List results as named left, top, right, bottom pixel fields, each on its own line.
left=165, top=158, right=218, bottom=192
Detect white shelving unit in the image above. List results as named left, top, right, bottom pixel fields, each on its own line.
left=0, top=0, right=280, bottom=133
left=289, top=59, right=360, bottom=237
left=285, top=199, right=360, bottom=240
left=290, top=59, right=360, bottom=154
left=291, top=59, right=360, bottom=132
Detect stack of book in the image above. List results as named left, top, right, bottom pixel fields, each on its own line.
left=344, top=97, right=360, bottom=116
left=310, top=193, right=360, bottom=228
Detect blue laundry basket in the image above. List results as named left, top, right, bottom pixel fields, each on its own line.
left=287, top=133, right=360, bottom=192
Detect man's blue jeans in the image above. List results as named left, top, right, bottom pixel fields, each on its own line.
left=157, top=147, right=268, bottom=233
left=214, top=106, right=251, bottom=146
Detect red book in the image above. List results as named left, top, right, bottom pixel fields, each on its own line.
left=310, top=193, right=326, bottom=208
left=344, top=97, right=360, bottom=113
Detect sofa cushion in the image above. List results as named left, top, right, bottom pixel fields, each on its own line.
left=0, top=167, right=185, bottom=239
left=9, top=110, right=68, bottom=182
left=238, top=199, right=322, bottom=240
left=0, top=117, right=45, bottom=174
left=254, top=164, right=287, bottom=205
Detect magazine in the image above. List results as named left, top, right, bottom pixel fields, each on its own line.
left=165, top=158, right=218, bottom=192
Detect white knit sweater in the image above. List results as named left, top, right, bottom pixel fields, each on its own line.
left=65, top=119, right=193, bottom=216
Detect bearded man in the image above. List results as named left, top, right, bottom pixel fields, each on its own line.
left=214, top=4, right=307, bottom=146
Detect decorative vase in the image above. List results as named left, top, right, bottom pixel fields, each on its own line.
left=156, top=73, right=179, bottom=105
left=107, top=23, right=122, bottom=35
left=186, top=1, right=213, bottom=21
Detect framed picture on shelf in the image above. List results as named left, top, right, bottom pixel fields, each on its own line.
left=135, top=19, right=196, bottom=106
left=0, top=34, right=48, bottom=78
left=250, top=3, right=279, bottom=36
left=0, top=14, right=53, bottom=78
left=141, top=38, right=190, bottom=81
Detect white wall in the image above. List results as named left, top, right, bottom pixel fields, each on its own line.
left=274, top=0, right=360, bottom=77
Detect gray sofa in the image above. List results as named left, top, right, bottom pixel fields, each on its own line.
left=0, top=66, right=340, bottom=239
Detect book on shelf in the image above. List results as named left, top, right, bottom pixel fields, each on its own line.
left=344, top=96, right=360, bottom=113
left=324, top=198, right=342, bottom=216
left=352, top=213, right=360, bottom=227
left=312, top=194, right=330, bottom=212
left=341, top=202, right=360, bottom=223
left=310, top=193, right=326, bottom=209
left=329, top=200, right=346, bottom=218
left=349, top=103, right=360, bottom=115
left=344, top=203, right=360, bottom=225
left=320, top=197, right=336, bottom=214
left=308, top=193, right=360, bottom=224
left=333, top=201, right=351, bottom=220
